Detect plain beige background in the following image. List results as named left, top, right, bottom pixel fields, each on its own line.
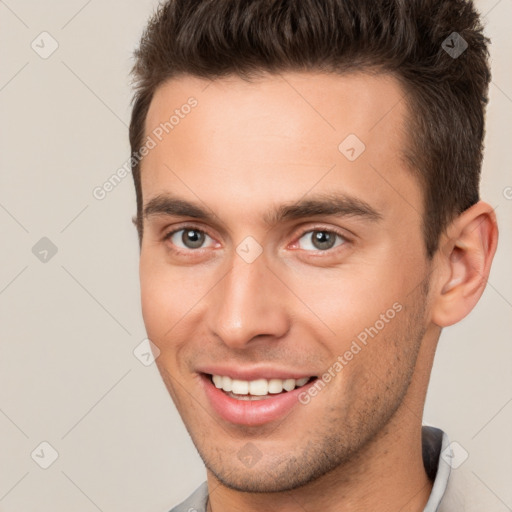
left=0, top=1, right=511, bottom=510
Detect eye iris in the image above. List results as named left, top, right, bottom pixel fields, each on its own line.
left=182, top=229, right=205, bottom=249
left=312, top=231, right=336, bottom=250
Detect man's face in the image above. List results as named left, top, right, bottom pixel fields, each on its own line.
left=139, top=72, right=436, bottom=491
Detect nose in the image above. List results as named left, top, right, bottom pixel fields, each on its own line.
left=207, top=251, right=290, bottom=349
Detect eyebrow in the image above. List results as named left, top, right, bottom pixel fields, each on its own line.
left=143, top=192, right=382, bottom=226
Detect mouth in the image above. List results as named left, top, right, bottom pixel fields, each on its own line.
left=200, top=372, right=319, bottom=426
left=209, top=374, right=316, bottom=400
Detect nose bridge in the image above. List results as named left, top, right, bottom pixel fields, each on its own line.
left=208, top=251, right=289, bottom=348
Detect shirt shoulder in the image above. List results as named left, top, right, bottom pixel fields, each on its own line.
left=168, top=482, right=208, bottom=512
left=422, top=426, right=508, bottom=512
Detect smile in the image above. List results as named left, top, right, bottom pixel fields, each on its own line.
left=211, top=374, right=314, bottom=399
left=201, top=373, right=319, bottom=425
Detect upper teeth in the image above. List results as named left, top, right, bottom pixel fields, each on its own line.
left=211, top=375, right=310, bottom=396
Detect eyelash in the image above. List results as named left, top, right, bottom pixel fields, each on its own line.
left=162, top=224, right=350, bottom=256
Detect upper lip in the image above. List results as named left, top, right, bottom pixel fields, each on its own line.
left=197, top=365, right=317, bottom=381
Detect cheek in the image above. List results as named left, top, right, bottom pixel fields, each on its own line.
left=140, top=265, right=188, bottom=377
left=286, top=260, right=422, bottom=383
left=139, top=254, right=212, bottom=344
left=140, top=255, right=181, bottom=340
left=288, top=264, right=402, bottom=334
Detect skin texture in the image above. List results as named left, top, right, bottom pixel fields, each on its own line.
left=138, top=72, right=498, bottom=512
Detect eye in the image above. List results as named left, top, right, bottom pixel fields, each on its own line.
left=296, top=230, right=346, bottom=251
left=165, top=228, right=216, bottom=251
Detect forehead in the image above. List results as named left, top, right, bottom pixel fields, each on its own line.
left=141, top=71, right=421, bottom=226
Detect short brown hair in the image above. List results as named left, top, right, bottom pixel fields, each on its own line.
left=129, top=0, right=490, bottom=256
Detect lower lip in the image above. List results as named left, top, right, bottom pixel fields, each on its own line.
left=201, top=374, right=314, bottom=426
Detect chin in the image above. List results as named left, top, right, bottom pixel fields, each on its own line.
left=201, top=444, right=349, bottom=494
left=208, top=466, right=319, bottom=493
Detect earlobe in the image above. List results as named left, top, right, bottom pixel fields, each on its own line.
left=431, top=201, right=498, bottom=327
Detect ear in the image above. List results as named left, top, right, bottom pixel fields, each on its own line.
left=431, top=201, right=498, bottom=327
